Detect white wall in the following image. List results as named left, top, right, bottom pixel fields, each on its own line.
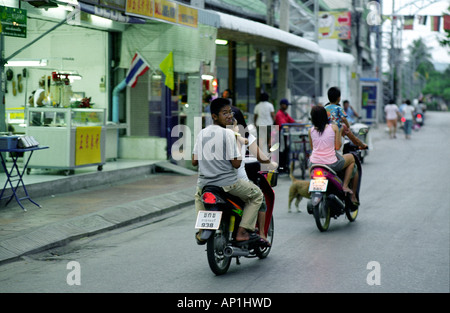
left=321, top=64, right=351, bottom=105
left=4, top=19, right=108, bottom=110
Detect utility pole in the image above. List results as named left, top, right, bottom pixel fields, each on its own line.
left=390, top=0, right=396, bottom=102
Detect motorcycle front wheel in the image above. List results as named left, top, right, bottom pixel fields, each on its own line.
left=313, top=197, right=330, bottom=232
left=206, top=222, right=231, bottom=275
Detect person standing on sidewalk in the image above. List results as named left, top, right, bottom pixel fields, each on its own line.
left=254, top=92, right=275, bottom=152
left=192, top=97, right=263, bottom=245
left=274, top=98, right=296, bottom=173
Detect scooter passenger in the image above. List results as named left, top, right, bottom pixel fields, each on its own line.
left=192, top=98, right=264, bottom=245
left=308, top=106, right=357, bottom=203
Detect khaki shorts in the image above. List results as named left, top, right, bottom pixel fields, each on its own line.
left=387, top=119, right=397, bottom=128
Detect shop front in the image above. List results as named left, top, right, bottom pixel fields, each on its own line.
left=2, top=0, right=130, bottom=172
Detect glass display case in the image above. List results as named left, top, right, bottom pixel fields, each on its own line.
left=27, top=108, right=105, bottom=127
left=6, top=108, right=26, bottom=134
left=26, top=108, right=106, bottom=174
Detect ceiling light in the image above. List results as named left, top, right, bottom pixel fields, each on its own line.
left=201, top=74, right=214, bottom=80
left=215, top=39, right=228, bottom=45
left=6, top=59, right=48, bottom=67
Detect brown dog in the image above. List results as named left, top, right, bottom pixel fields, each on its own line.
left=288, top=170, right=311, bottom=213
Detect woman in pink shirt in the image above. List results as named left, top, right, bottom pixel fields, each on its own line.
left=308, top=106, right=355, bottom=196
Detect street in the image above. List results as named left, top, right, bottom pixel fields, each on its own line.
left=0, top=111, right=449, bottom=293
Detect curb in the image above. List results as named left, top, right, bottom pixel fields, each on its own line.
left=0, top=187, right=195, bottom=265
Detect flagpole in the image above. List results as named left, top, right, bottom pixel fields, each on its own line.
left=165, top=83, right=172, bottom=160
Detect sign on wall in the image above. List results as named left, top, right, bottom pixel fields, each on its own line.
left=318, top=11, right=351, bottom=40
left=125, top=0, right=198, bottom=28
left=0, top=6, right=27, bottom=38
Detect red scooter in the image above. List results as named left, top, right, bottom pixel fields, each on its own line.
left=195, top=159, right=277, bottom=275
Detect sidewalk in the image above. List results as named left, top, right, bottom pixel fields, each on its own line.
left=0, top=159, right=198, bottom=265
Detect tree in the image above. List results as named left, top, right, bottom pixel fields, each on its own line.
left=409, top=38, right=434, bottom=77
left=402, top=38, right=434, bottom=99
left=422, top=65, right=450, bottom=102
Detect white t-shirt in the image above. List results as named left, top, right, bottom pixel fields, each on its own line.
left=237, top=134, right=257, bottom=181
left=385, top=104, right=399, bottom=120
left=254, top=101, right=274, bottom=126
left=193, top=125, right=241, bottom=188
left=401, top=105, right=415, bottom=120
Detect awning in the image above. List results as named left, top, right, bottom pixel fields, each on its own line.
left=318, top=48, right=355, bottom=66
left=215, top=12, right=319, bottom=54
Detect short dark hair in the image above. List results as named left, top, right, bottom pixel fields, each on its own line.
left=210, top=97, right=231, bottom=116
left=310, top=105, right=329, bottom=135
left=261, top=92, right=269, bottom=101
left=327, top=87, right=341, bottom=103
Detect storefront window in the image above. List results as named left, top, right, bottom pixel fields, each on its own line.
left=236, top=43, right=257, bottom=114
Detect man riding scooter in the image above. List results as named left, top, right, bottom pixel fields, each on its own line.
left=192, top=98, right=266, bottom=246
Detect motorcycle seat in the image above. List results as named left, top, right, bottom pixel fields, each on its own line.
left=202, top=185, right=245, bottom=207
left=310, top=163, right=337, bottom=176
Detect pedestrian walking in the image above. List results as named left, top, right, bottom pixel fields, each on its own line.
left=401, top=99, right=415, bottom=139
left=384, top=99, right=401, bottom=139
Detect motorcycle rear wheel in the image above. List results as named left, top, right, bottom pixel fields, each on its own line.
left=313, top=197, right=330, bottom=232
left=255, top=218, right=274, bottom=259
left=345, top=205, right=358, bottom=222
left=206, top=223, right=231, bottom=275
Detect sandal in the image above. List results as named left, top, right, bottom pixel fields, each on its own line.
left=232, top=232, right=261, bottom=246
left=195, top=231, right=207, bottom=245
left=258, top=238, right=272, bottom=247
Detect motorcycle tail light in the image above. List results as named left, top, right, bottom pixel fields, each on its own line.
left=313, top=169, right=324, bottom=177
left=202, top=192, right=217, bottom=204
left=417, top=114, right=422, bottom=119
left=401, top=117, right=406, bottom=123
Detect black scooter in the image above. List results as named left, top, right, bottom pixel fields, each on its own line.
left=307, top=142, right=364, bottom=232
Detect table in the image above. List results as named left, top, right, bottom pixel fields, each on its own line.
left=0, top=146, right=49, bottom=211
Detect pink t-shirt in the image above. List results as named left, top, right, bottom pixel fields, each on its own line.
left=310, top=124, right=337, bottom=165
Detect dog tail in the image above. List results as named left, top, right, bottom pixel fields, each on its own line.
left=289, top=162, right=295, bottom=182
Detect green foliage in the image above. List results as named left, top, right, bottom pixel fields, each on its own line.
left=422, top=66, right=450, bottom=101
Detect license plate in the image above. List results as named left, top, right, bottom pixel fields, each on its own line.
left=309, top=179, right=328, bottom=192
left=195, top=211, right=223, bottom=230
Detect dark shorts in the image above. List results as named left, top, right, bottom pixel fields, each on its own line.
left=326, top=152, right=346, bottom=173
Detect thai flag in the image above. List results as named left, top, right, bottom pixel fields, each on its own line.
left=125, top=52, right=150, bottom=88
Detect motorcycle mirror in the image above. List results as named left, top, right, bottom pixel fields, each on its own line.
left=358, top=128, right=368, bottom=135
left=270, top=142, right=280, bottom=152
